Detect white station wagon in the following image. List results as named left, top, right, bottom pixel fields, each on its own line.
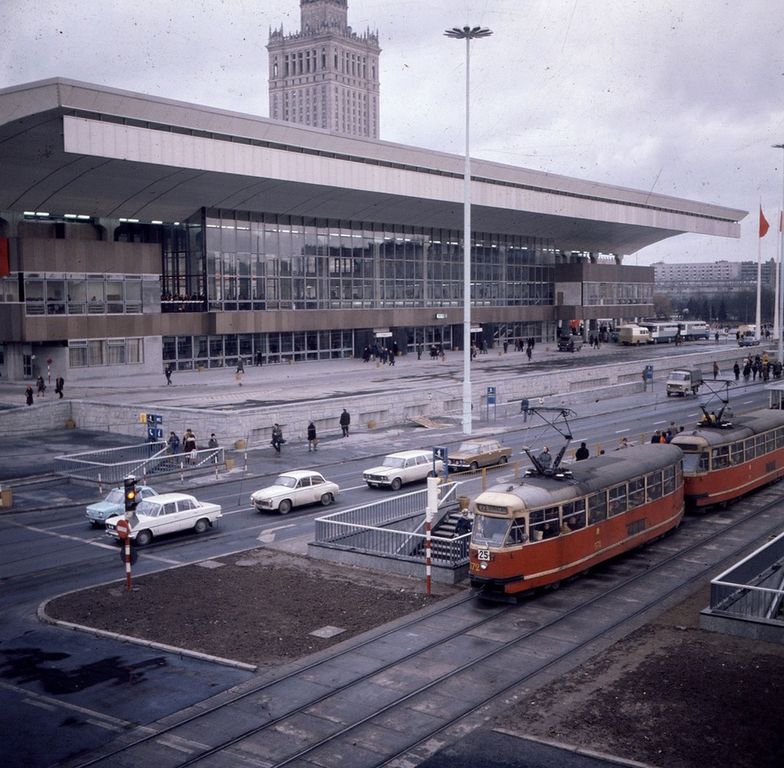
left=363, top=450, right=442, bottom=491
left=250, top=470, right=339, bottom=514
left=105, top=492, right=222, bottom=546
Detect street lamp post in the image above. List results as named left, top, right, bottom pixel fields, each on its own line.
left=444, top=25, right=492, bottom=436
left=775, top=144, right=784, bottom=364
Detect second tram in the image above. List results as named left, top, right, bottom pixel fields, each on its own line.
left=670, top=408, right=784, bottom=508
left=468, top=444, right=685, bottom=598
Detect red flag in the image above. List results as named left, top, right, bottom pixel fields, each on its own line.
left=0, top=238, right=9, bottom=277
left=759, top=206, right=770, bottom=238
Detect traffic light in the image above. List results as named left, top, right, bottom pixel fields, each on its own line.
left=124, top=476, right=138, bottom=512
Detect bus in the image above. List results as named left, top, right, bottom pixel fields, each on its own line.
left=679, top=321, right=710, bottom=341
left=642, top=321, right=680, bottom=344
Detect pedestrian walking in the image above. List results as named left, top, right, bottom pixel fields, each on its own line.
left=271, top=423, right=284, bottom=453
left=36, top=375, right=46, bottom=397
left=168, top=431, right=180, bottom=454
left=307, top=421, right=318, bottom=452
left=525, top=345, right=532, bottom=361
left=165, top=364, right=173, bottom=385
left=713, top=361, right=719, bottom=380
left=208, top=433, right=219, bottom=448
left=183, top=429, right=197, bottom=453
left=55, top=375, right=64, bottom=399
left=416, top=343, right=423, bottom=360
left=25, top=385, right=34, bottom=406
left=733, top=361, right=740, bottom=381
left=339, top=408, right=351, bottom=437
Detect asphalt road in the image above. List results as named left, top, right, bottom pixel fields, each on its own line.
left=0, top=374, right=774, bottom=768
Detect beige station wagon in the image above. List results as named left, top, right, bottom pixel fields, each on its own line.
left=447, top=439, right=512, bottom=472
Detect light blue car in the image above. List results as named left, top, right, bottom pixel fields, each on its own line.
left=85, top=485, right=158, bottom=527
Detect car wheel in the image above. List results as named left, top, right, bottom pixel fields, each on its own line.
left=391, top=477, right=403, bottom=491
left=135, top=529, right=153, bottom=547
left=320, top=493, right=334, bottom=506
left=90, top=521, right=101, bottom=528
left=470, top=462, right=479, bottom=472
left=194, top=518, right=209, bottom=534
left=499, top=455, right=509, bottom=464
left=278, top=499, right=292, bottom=515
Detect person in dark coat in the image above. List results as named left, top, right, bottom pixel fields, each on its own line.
left=25, top=385, right=34, bottom=406
left=454, top=509, right=472, bottom=536
left=54, top=375, right=64, bottom=399
left=307, top=421, right=318, bottom=452
left=165, top=365, right=173, bottom=385
left=339, top=408, right=351, bottom=437
left=36, top=375, right=46, bottom=397
left=271, top=424, right=284, bottom=453
left=575, top=442, right=589, bottom=461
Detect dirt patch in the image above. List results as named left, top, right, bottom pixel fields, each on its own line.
left=46, top=553, right=784, bottom=768
left=45, top=549, right=457, bottom=667
left=498, top=588, right=784, bottom=768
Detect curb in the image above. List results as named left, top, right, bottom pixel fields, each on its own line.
left=37, top=590, right=258, bottom=673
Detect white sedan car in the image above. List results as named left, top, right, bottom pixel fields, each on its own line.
left=105, top=492, right=222, bottom=546
left=250, top=470, right=339, bottom=514
left=363, top=450, right=442, bottom=491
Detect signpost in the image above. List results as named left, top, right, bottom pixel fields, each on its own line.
left=116, top=517, right=134, bottom=591
left=486, top=385, right=497, bottom=421
left=433, top=446, right=449, bottom=478
left=146, top=413, right=163, bottom=441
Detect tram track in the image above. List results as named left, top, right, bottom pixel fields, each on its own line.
left=70, top=482, right=784, bottom=768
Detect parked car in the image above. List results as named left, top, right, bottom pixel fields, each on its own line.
left=250, top=470, right=339, bottom=514
left=363, top=450, right=442, bottom=491
left=557, top=335, right=583, bottom=352
left=447, top=439, right=512, bottom=472
left=86, top=485, right=157, bottom=527
left=105, top=492, right=221, bottom=546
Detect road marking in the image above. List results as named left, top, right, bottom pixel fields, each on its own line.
left=23, top=698, right=55, bottom=711
left=1, top=519, right=181, bottom=565
left=257, top=523, right=296, bottom=542
left=653, top=420, right=667, bottom=425
left=614, top=428, right=630, bottom=434
left=0, top=681, right=134, bottom=729
left=2, top=519, right=118, bottom=551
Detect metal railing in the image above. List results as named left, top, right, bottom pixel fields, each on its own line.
left=314, top=481, right=470, bottom=567
left=708, top=530, right=784, bottom=623
left=54, top=442, right=226, bottom=487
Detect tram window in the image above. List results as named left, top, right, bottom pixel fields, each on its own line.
left=530, top=507, right=559, bottom=540
left=608, top=484, right=627, bottom=516
left=646, top=471, right=662, bottom=500
left=744, top=438, right=754, bottom=460
left=473, top=515, right=509, bottom=547
left=711, top=446, right=729, bottom=469
left=663, top=466, right=676, bottom=494
left=588, top=492, right=607, bottom=524
left=508, top=518, right=528, bottom=544
left=628, top=478, right=645, bottom=507
left=730, top=443, right=744, bottom=465
left=764, top=432, right=775, bottom=452
left=562, top=500, right=586, bottom=531
left=755, top=435, right=765, bottom=457
left=776, top=428, right=784, bottom=449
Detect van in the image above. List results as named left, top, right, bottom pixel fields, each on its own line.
left=618, top=325, right=651, bottom=345
left=666, top=369, right=703, bottom=397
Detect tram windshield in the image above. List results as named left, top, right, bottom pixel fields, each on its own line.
left=473, top=515, right=510, bottom=547
left=681, top=453, right=702, bottom=472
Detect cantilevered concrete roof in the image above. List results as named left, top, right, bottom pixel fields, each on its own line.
left=0, top=78, right=746, bottom=253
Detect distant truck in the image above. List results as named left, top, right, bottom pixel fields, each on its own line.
left=666, top=368, right=703, bottom=397
left=618, top=325, right=651, bottom=345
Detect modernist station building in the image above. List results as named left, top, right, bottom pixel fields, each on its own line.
left=0, top=79, right=745, bottom=381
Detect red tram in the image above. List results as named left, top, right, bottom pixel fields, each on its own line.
left=670, top=408, right=784, bottom=508
left=468, top=443, right=684, bottom=599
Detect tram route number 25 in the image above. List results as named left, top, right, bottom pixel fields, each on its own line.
left=477, top=549, right=491, bottom=561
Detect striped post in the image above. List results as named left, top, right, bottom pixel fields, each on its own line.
left=97, top=472, right=103, bottom=496
left=425, top=477, right=439, bottom=595
left=124, top=539, right=132, bottom=592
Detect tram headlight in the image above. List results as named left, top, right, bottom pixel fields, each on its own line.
left=480, top=562, right=488, bottom=570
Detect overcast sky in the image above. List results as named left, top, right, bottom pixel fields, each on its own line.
left=3, top=0, right=784, bottom=264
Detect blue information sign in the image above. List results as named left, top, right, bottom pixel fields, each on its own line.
left=487, top=386, right=496, bottom=405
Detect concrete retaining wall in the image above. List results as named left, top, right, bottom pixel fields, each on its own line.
left=0, top=345, right=774, bottom=443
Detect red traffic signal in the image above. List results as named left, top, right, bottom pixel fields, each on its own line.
left=124, top=476, right=138, bottom=512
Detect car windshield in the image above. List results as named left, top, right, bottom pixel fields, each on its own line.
left=382, top=457, right=406, bottom=468
left=671, top=373, right=688, bottom=381
left=136, top=499, right=160, bottom=516
left=472, top=515, right=510, bottom=546
left=104, top=489, right=123, bottom=504
left=458, top=443, right=483, bottom=453
left=272, top=475, right=298, bottom=488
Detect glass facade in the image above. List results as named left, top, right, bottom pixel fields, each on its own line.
left=190, top=211, right=554, bottom=312
left=20, top=273, right=159, bottom=316
left=68, top=337, right=144, bottom=368
left=584, top=281, right=653, bottom=306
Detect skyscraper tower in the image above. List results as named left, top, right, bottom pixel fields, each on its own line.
left=267, top=0, right=381, bottom=138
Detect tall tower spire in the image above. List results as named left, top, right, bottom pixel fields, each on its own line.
left=267, top=0, right=381, bottom=138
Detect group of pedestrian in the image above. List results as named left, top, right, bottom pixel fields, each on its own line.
left=734, top=353, right=780, bottom=383
left=24, top=374, right=65, bottom=404
left=361, top=342, right=399, bottom=365
left=651, top=423, right=683, bottom=444
left=268, top=409, right=351, bottom=454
